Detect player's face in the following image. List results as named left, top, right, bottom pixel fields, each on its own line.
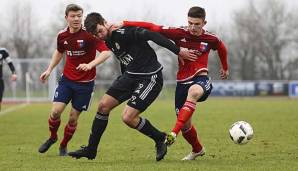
left=93, top=24, right=108, bottom=40
left=65, top=10, right=83, bottom=30
left=187, top=17, right=206, bottom=36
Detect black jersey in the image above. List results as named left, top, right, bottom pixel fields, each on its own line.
left=105, top=26, right=180, bottom=75
left=0, top=48, right=16, bottom=79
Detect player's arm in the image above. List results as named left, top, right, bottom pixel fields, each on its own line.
left=123, top=21, right=162, bottom=32
left=217, top=41, right=229, bottom=79
left=40, top=50, right=63, bottom=83
left=76, top=50, right=112, bottom=71
left=2, top=49, right=17, bottom=81
left=136, top=28, right=196, bottom=59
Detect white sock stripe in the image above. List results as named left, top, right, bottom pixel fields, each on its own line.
left=95, top=113, right=109, bottom=120
left=136, top=118, right=146, bottom=130
left=184, top=102, right=196, bottom=109
left=140, top=74, right=157, bottom=100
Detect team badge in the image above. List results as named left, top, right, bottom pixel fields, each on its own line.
left=77, top=40, right=85, bottom=48
left=200, top=42, right=208, bottom=52
left=115, top=42, right=120, bottom=50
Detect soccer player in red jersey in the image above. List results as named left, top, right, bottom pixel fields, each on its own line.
left=124, top=6, right=229, bottom=160
left=38, top=4, right=111, bottom=156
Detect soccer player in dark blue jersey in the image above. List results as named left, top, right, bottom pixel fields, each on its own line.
left=0, top=48, right=17, bottom=111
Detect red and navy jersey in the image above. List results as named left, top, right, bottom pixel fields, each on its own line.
left=57, top=27, right=109, bottom=82
left=123, top=21, right=228, bottom=82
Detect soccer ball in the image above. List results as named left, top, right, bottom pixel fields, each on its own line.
left=229, top=121, right=253, bottom=144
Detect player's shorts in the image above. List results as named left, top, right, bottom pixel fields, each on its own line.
left=106, top=71, right=163, bottom=113
left=0, top=79, right=4, bottom=102
left=175, top=75, right=212, bottom=113
left=53, top=76, right=94, bottom=112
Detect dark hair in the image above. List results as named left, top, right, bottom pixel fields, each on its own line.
left=84, top=12, right=106, bottom=34
left=188, top=6, right=206, bottom=20
left=65, top=4, right=83, bottom=16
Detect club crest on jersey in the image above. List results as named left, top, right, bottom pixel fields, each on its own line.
left=77, top=40, right=85, bottom=48
left=200, top=42, right=208, bottom=52
left=115, top=42, right=120, bottom=50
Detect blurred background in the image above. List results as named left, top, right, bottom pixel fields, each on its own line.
left=0, top=0, right=298, bottom=102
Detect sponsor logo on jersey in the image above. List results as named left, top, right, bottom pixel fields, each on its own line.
left=77, top=40, right=85, bottom=48
left=115, top=42, right=120, bottom=50
left=180, top=38, right=187, bottom=42
left=200, top=42, right=208, bottom=52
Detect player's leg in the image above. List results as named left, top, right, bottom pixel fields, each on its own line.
left=181, top=121, right=205, bottom=160
left=0, top=79, right=4, bottom=111
left=38, top=76, right=71, bottom=154
left=122, top=105, right=167, bottom=161
left=59, top=108, right=81, bottom=156
left=69, top=76, right=130, bottom=159
left=68, top=94, right=120, bottom=159
left=171, top=84, right=203, bottom=135
left=59, top=81, right=94, bottom=156
left=38, top=102, right=67, bottom=153
left=122, top=72, right=167, bottom=161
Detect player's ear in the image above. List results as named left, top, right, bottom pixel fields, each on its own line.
left=204, top=20, right=207, bottom=26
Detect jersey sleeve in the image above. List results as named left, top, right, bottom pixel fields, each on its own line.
left=0, top=48, right=16, bottom=74
left=216, top=40, right=228, bottom=71
left=123, top=21, right=162, bottom=32
left=96, top=40, right=110, bottom=52
left=56, top=34, right=65, bottom=53
left=158, top=27, right=186, bottom=41
left=123, top=21, right=184, bottom=42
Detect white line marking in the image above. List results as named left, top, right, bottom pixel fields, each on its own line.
left=0, top=103, right=29, bottom=117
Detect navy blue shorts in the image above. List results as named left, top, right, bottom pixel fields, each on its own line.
left=53, top=76, right=94, bottom=112
left=175, top=75, right=212, bottom=114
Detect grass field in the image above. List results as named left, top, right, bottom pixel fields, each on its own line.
left=0, top=97, right=297, bottom=171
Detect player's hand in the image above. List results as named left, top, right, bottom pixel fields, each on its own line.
left=178, top=48, right=197, bottom=63
left=220, top=69, right=229, bottom=80
left=40, top=70, right=51, bottom=83
left=11, top=74, right=17, bottom=81
left=76, top=63, right=92, bottom=71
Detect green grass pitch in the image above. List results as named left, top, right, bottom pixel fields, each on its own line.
left=0, top=97, right=297, bottom=171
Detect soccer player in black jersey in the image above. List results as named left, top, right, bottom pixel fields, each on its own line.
left=0, top=48, right=17, bottom=111
left=68, top=12, right=196, bottom=161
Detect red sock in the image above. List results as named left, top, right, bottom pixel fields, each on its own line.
left=172, top=101, right=196, bottom=135
left=182, top=125, right=203, bottom=153
left=48, top=116, right=61, bottom=140
left=60, top=122, right=77, bottom=147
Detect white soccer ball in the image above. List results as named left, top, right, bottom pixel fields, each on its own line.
left=229, top=121, right=253, bottom=144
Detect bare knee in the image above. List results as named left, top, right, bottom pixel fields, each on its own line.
left=50, top=108, right=63, bottom=119
left=188, top=85, right=204, bottom=100
left=97, top=100, right=112, bottom=113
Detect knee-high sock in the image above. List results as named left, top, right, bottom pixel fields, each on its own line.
left=182, top=125, right=203, bottom=153
left=172, top=101, right=196, bottom=135
left=48, top=116, right=61, bottom=140
left=135, top=117, right=165, bottom=143
left=88, top=112, right=109, bottom=151
left=60, top=122, right=77, bottom=147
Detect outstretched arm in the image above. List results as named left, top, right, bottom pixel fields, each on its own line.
left=217, top=41, right=229, bottom=79
left=123, top=21, right=162, bottom=32
left=76, top=51, right=112, bottom=71
left=40, top=50, right=63, bottom=83
left=138, top=28, right=196, bottom=59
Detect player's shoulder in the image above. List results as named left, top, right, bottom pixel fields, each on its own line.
left=57, top=27, right=68, bottom=36
left=202, top=30, right=220, bottom=39
left=0, top=47, right=8, bottom=53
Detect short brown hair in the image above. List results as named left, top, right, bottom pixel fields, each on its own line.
left=65, top=4, right=83, bottom=16
left=84, top=12, right=106, bottom=34
left=188, top=6, right=206, bottom=20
